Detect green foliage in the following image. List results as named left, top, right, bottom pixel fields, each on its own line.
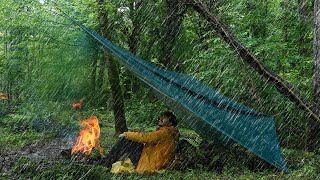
left=12, top=158, right=109, bottom=179
left=283, top=149, right=320, bottom=178
left=0, top=127, right=46, bottom=152
left=125, top=93, right=165, bottom=127
left=0, top=0, right=318, bottom=178
left=6, top=143, right=320, bottom=179
left=0, top=0, right=314, bottom=148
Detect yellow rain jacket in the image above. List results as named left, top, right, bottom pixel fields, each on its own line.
left=125, top=126, right=179, bottom=173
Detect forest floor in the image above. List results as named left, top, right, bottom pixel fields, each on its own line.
left=0, top=109, right=320, bottom=179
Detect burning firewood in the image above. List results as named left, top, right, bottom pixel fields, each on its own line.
left=72, top=97, right=86, bottom=110
left=71, top=116, right=103, bottom=156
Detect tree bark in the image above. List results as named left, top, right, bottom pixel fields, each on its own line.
left=185, top=0, right=320, bottom=123
left=3, top=29, right=11, bottom=109
left=310, top=0, right=320, bottom=151
left=96, top=0, right=128, bottom=134
left=90, top=52, right=98, bottom=101
left=97, top=56, right=105, bottom=93
left=159, top=0, right=186, bottom=69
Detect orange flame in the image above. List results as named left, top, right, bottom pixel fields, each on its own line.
left=72, top=97, right=86, bottom=110
left=71, top=115, right=103, bottom=155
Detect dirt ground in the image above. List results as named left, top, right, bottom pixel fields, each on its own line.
left=0, top=138, right=71, bottom=176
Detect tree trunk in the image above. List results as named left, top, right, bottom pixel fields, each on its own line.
left=3, top=29, right=10, bottom=110
left=90, top=53, right=98, bottom=101
left=96, top=0, right=128, bottom=134
left=310, top=0, right=320, bottom=151
left=159, top=0, right=186, bottom=69
left=97, top=56, right=105, bottom=94
left=186, top=0, right=320, bottom=123
left=123, top=0, right=142, bottom=97
left=105, top=53, right=128, bottom=134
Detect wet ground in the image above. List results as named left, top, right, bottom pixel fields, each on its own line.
left=0, top=138, right=70, bottom=176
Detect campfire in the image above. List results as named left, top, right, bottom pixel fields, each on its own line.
left=71, top=115, right=103, bottom=155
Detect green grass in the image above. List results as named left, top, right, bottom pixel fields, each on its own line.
left=0, top=113, right=55, bottom=153
left=0, top=128, right=50, bottom=153
left=1, top=105, right=320, bottom=179
left=7, top=155, right=319, bottom=180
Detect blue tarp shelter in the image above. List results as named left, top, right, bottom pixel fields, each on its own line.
left=69, top=18, right=287, bottom=172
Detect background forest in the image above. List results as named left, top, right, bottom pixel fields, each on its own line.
left=0, top=0, right=319, bottom=179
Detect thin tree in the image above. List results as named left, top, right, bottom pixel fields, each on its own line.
left=96, top=0, right=128, bottom=134
left=310, top=0, right=320, bottom=151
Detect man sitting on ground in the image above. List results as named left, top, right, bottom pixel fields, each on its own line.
left=102, top=110, right=179, bottom=173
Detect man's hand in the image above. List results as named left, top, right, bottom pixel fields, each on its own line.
left=119, top=132, right=126, bottom=138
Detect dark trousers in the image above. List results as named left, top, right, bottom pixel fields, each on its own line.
left=100, top=137, right=143, bottom=168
